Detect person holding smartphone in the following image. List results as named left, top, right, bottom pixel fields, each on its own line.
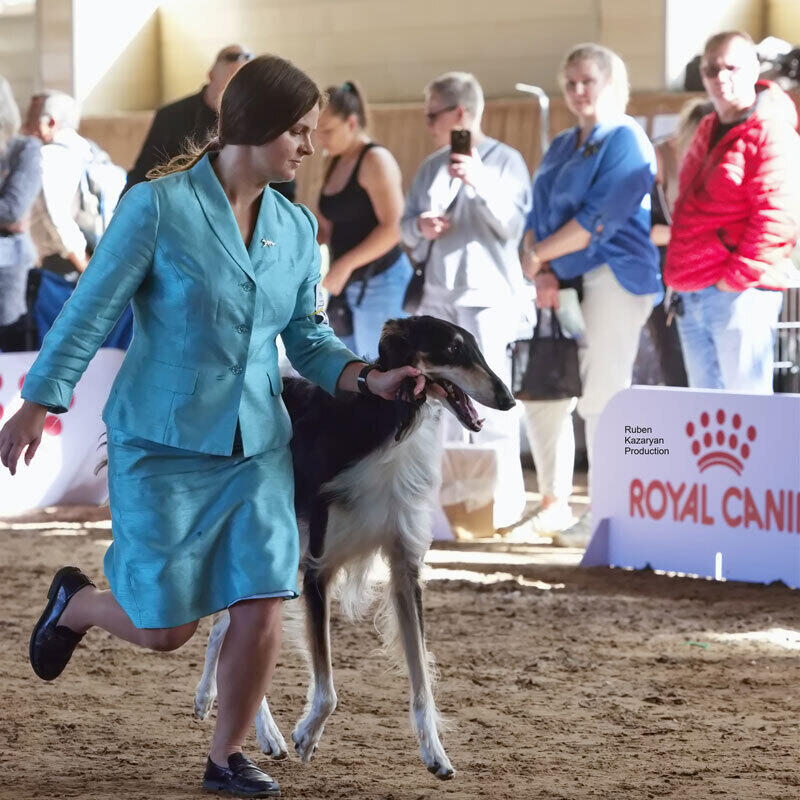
left=401, top=71, right=533, bottom=532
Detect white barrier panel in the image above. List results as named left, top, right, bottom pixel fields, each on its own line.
left=0, top=350, right=124, bottom=514
left=582, top=387, right=800, bottom=588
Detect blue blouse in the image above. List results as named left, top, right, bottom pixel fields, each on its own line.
left=527, top=115, right=661, bottom=299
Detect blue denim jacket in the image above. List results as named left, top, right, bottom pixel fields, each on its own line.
left=22, top=154, right=357, bottom=455
left=527, top=115, right=661, bottom=299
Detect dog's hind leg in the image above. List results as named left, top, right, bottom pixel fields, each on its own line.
left=194, top=612, right=229, bottom=720
left=291, top=564, right=337, bottom=763
left=388, top=552, right=455, bottom=780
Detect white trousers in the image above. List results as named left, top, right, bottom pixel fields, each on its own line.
left=522, top=265, right=655, bottom=500
left=417, top=300, right=526, bottom=528
left=521, top=397, right=577, bottom=502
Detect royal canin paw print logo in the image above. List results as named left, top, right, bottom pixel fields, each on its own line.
left=685, top=409, right=755, bottom=476
left=0, top=372, right=73, bottom=435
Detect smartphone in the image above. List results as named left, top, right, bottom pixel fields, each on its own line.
left=450, top=128, right=471, bottom=156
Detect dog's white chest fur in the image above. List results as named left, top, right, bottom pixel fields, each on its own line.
left=319, top=404, right=443, bottom=570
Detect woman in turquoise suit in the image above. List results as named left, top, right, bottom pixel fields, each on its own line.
left=0, top=56, right=427, bottom=798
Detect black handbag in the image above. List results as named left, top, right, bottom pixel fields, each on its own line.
left=509, top=310, right=582, bottom=400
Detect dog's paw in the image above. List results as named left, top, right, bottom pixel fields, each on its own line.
left=291, top=719, right=324, bottom=764
left=194, top=684, right=216, bottom=721
left=255, top=699, right=288, bottom=760
left=426, top=758, right=456, bottom=780
left=256, top=719, right=288, bottom=760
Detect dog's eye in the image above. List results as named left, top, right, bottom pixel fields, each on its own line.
left=447, top=341, right=462, bottom=355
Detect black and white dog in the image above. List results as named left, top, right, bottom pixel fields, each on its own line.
left=193, top=315, right=515, bottom=780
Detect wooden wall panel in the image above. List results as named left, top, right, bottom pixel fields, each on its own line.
left=84, top=90, right=797, bottom=206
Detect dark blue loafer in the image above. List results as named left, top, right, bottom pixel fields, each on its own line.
left=203, top=753, right=280, bottom=797
left=29, top=566, right=94, bottom=681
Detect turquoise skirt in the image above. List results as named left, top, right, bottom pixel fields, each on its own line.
left=104, top=428, right=300, bottom=629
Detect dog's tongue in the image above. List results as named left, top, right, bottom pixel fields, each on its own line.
left=452, top=386, right=483, bottom=430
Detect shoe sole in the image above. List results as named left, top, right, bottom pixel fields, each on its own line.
left=202, top=779, right=280, bottom=798
left=28, top=567, right=73, bottom=681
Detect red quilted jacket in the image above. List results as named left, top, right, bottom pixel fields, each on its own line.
left=665, top=81, right=800, bottom=291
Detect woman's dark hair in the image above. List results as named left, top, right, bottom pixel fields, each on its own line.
left=323, top=80, right=368, bottom=129
left=149, top=54, right=322, bottom=178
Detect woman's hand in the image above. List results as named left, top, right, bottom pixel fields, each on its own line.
left=322, top=259, right=351, bottom=297
left=534, top=271, right=560, bottom=309
left=521, top=248, right=545, bottom=281
left=0, top=401, right=49, bottom=476
left=367, top=367, right=448, bottom=401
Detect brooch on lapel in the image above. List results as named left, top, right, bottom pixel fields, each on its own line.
left=260, top=238, right=276, bottom=247
left=583, top=142, right=601, bottom=158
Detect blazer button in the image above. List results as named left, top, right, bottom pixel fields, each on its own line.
left=235, top=324, right=250, bottom=335
left=240, top=280, right=255, bottom=292
left=229, top=364, right=243, bottom=375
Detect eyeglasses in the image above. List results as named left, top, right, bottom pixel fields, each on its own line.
left=700, top=63, right=741, bottom=79
left=220, top=51, right=253, bottom=63
left=425, top=105, right=457, bottom=124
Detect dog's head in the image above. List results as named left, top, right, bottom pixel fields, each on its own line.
left=377, top=315, right=515, bottom=432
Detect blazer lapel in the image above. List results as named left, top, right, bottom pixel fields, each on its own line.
left=247, top=186, right=281, bottom=264
left=188, top=155, right=255, bottom=280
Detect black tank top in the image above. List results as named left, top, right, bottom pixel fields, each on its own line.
left=318, top=142, right=402, bottom=286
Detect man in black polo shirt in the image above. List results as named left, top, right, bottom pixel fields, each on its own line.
left=123, top=44, right=296, bottom=202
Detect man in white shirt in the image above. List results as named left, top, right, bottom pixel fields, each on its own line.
left=401, top=72, right=533, bottom=530
left=24, top=90, right=93, bottom=277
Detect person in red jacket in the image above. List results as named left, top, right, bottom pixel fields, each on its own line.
left=665, top=31, right=800, bottom=394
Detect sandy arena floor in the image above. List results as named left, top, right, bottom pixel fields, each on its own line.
left=1, top=505, right=799, bottom=800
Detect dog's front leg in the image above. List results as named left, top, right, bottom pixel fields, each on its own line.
left=389, top=552, right=455, bottom=780
left=292, top=564, right=337, bottom=763
left=194, top=612, right=229, bottom=720
left=255, top=696, right=289, bottom=759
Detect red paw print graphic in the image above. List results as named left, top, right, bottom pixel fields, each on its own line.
left=685, top=409, right=755, bottom=476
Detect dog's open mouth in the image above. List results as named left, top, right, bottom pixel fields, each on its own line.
left=431, top=378, right=485, bottom=432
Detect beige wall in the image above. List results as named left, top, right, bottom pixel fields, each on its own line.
left=35, top=0, right=73, bottom=98
left=599, top=0, right=666, bottom=88
left=0, top=5, right=36, bottom=112
left=23, top=0, right=800, bottom=116
left=157, top=0, right=670, bottom=109
left=73, top=0, right=162, bottom=114
left=664, top=0, right=765, bottom=87
left=767, top=0, right=800, bottom=42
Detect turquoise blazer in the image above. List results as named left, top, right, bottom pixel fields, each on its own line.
left=22, top=154, right=357, bottom=456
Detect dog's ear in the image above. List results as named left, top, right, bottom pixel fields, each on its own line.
left=377, top=318, right=416, bottom=369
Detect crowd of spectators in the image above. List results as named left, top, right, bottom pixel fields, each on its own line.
left=1, top=30, right=798, bottom=544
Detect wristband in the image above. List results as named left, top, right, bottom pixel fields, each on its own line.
left=357, top=364, right=377, bottom=397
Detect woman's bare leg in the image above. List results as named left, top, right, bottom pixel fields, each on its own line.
left=59, top=586, right=198, bottom=651
left=208, top=597, right=282, bottom=766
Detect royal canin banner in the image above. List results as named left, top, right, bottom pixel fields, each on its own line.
left=582, top=387, right=800, bottom=588
left=0, top=350, right=124, bottom=515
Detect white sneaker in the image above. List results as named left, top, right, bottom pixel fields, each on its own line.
left=531, top=504, right=577, bottom=534
left=551, top=512, right=594, bottom=548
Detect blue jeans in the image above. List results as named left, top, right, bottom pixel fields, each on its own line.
left=676, top=286, right=783, bottom=394
left=341, top=253, right=413, bottom=361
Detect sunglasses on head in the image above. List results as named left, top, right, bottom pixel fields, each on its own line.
left=425, top=105, right=457, bottom=124
left=220, top=51, right=253, bottom=63
left=701, top=63, right=741, bottom=79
